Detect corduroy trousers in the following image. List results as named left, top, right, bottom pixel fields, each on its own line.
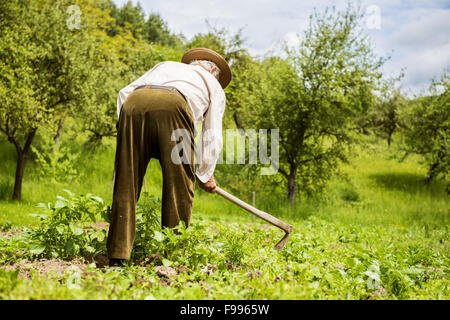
left=106, top=87, right=195, bottom=260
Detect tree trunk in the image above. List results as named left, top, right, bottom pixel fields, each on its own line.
left=12, top=130, right=36, bottom=200
left=387, top=130, right=393, bottom=147
left=425, top=159, right=440, bottom=184
left=287, top=164, right=297, bottom=206
left=233, top=111, right=244, bottom=131
left=13, top=151, right=26, bottom=200
left=53, top=115, right=65, bottom=152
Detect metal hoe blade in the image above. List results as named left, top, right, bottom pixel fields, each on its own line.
left=274, top=225, right=293, bottom=250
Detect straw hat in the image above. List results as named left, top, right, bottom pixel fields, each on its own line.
left=181, top=48, right=232, bottom=89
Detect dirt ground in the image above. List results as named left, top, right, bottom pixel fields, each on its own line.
left=3, top=257, right=91, bottom=279
left=0, top=227, right=110, bottom=279
left=0, top=230, right=23, bottom=240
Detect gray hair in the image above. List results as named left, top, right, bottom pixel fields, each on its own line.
left=190, top=60, right=221, bottom=78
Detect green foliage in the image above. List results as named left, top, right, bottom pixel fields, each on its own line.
left=131, top=193, right=162, bottom=258
left=1, top=212, right=448, bottom=299
left=223, top=232, right=246, bottom=267
left=0, top=269, right=20, bottom=294
left=0, top=0, right=114, bottom=199
left=0, top=0, right=448, bottom=301
left=370, top=90, right=406, bottom=146
left=27, top=190, right=108, bottom=259
left=131, top=193, right=224, bottom=270
left=0, top=232, right=29, bottom=265
left=366, top=75, right=407, bottom=146
left=143, top=13, right=184, bottom=48
left=31, top=135, right=80, bottom=183
left=227, top=4, right=385, bottom=204
left=0, top=178, right=13, bottom=201
left=337, top=184, right=360, bottom=203
left=400, top=73, right=449, bottom=183
left=186, top=24, right=248, bottom=66
left=100, top=0, right=183, bottom=47
left=114, top=1, right=146, bottom=39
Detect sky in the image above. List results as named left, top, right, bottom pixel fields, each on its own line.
left=112, top=0, right=450, bottom=96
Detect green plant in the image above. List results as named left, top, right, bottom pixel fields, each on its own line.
left=400, top=73, right=449, bottom=183
left=0, top=268, right=21, bottom=294
left=132, top=193, right=162, bottom=258
left=0, top=234, right=28, bottom=264
left=27, top=190, right=108, bottom=259
left=0, top=221, right=12, bottom=232
left=224, top=231, right=246, bottom=267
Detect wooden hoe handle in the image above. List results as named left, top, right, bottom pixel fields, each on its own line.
left=215, top=186, right=293, bottom=250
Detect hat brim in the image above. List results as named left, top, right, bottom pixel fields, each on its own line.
left=181, top=48, right=231, bottom=89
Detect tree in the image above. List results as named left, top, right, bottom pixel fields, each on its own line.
left=114, top=0, right=146, bottom=39
left=70, top=1, right=185, bottom=146
left=0, top=0, right=105, bottom=199
left=144, top=13, right=184, bottom=47
left=366, top=75, right=406, bottom=146
left=238, top=4, right=384, bottom=204
left=400, top=73, right=449, bottom=183
left=0, top=0, right=51, bottom=200
left=99, top=0, right=184, bottom=47
left=187, top=23, right=248, bottom=62
left=371, top=89, right=406, bottom=147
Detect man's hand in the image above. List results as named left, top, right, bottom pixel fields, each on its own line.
left=198, top=175, right=216, bottom=193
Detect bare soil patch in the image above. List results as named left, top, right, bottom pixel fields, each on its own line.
left=3, top=258, right=88, bottom=279
left=0, top=230, right=23, bottom=240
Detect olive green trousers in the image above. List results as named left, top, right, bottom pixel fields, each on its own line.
left=107, top=87, right=195, bottom=260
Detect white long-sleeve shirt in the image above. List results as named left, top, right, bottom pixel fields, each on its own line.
left=116, top=61, right=226, bottom=183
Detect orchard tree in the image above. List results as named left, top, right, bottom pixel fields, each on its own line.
left=400, top=73, right=449, bottom=183
left=240, top=4, right=384, bottom=204
left=367, top=75, right=406, bottom=146
left=186, top=23, right=248, bottom=64
left=371, top=89, right=406, bottom=147
left=0, top=0, right=104, bottom=199
left=81, top=40, right=184, bottom=145
left=77, top=0, right=184, bottom=145
left=0, top=0, right=42, bottom=200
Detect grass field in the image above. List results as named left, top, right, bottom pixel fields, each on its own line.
left=0, top=136, right=448, bottom=299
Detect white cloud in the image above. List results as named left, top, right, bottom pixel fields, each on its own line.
left=366, top=5, right=450, bottom=96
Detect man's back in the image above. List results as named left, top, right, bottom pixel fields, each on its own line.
left=117, top=61, right=225, bottom=124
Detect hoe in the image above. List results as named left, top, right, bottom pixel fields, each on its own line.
left=215, top=186, right=293, bottom=250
